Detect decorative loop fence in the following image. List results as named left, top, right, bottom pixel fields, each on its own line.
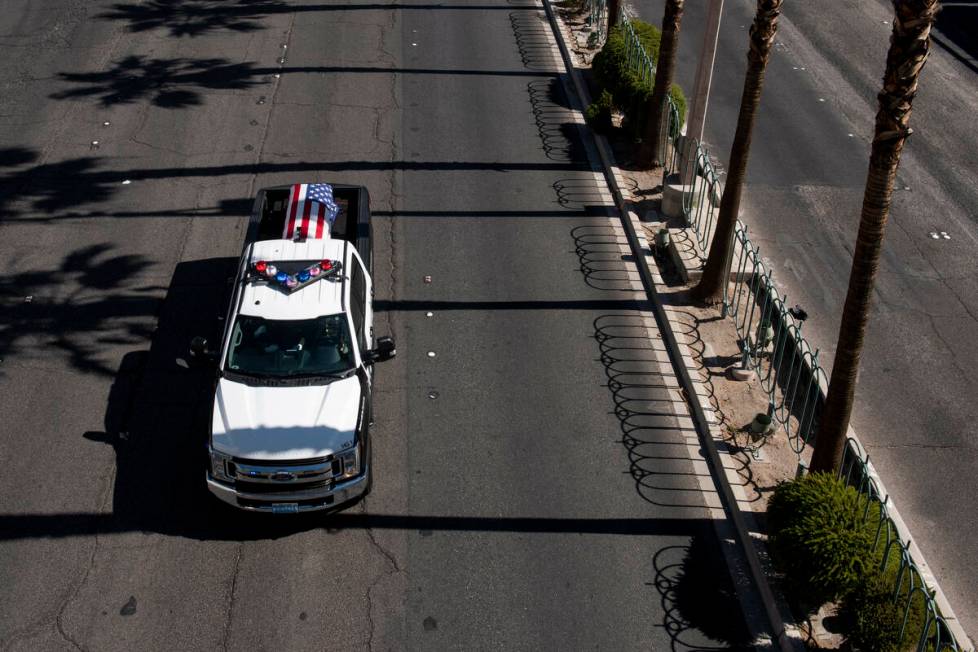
left=605, top=13, right=969, bottom=651
left=618, top=16, right=655, bottom=86
left=722, top=221, right=827, bottom=456
left=840, top=438, right=963, bottom=651
left=584, top=0, right=606, bottom=43
left=677, top=140, right=722, bottom=254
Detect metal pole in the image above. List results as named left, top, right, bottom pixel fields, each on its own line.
left=686, top=0, right=724, bottom=144
left=682, top=0, right=723, bottom=183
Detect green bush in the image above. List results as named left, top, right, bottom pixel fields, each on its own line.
left=585, top=89, right=615, bottom=133
left=621, top=81, right=687, bottom=137
left=590, top=20, right=687, bottom=136
left=592, top=21, right=662, bottom=105
left=840, top=568, right=931, bottom=652
left=767, top=473, right=878, bottom=608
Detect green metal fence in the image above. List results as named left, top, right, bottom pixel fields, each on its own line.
left=612, top=21, right=969, bottom=651
left=723, top=221, right=826, bottom=455
left=617, top=14, right=826, bottom=454
left=677, top=141, right=722, bottom=254
left=840, top=437, right=963, bottom=651
left=618, top=14, right=656, bottom=86
left=585, top=0, right=606, bottom=43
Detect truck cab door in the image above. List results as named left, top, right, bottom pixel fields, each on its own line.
left=349, top=248, right=373, bottom=374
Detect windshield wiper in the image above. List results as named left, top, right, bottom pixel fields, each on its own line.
left=224, top=368, right=354, bottom=382
left=225, top=368, right=276, bottom=380
left=290, top=368, right=355, bottom=380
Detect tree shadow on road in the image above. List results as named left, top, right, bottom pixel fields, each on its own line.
left=651, top=537, right=754, bottom=651
left=0, top=144, right=591, bottom=221
left=51, top=55, right=266, bottom=109
left=0, top=243, right=162, bottom=378
left=98, top=0, right=287, bottom=38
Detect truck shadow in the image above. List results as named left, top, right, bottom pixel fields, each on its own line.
left=81, top=257, right=318, bottom=540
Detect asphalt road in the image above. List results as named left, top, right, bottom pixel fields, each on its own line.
left=0, top=1, right=749, bottom=649
left=631, top=0, right=978, bottom=638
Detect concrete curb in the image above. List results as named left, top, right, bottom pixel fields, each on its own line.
left=538, top=4, right=805, bottom=651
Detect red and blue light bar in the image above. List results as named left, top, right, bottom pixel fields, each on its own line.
left=248, top=259, right=341, bottom=293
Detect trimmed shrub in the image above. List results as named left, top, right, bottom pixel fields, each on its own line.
left=621, top=81, right=687, bottom=137
left=592, top=22, right=662, bottom=105
left=840, top=568, right=931, bottom=652
left=585, top=89, right=615, bottom=133
left=591, top=20, right=687, bottom=136
left=767, top=472, right=878, bottom=608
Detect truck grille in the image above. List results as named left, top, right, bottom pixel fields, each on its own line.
left=235, top=478, right=333, bottom=494
left=230, top=456, right=341, bottom=493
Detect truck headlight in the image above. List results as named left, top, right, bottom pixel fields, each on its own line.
left=338, top=445, right=360, bottom=480
left=209, top=447, right=234, bottom=482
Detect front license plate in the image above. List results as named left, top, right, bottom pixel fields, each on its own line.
left=271, top=503, right=299, bottom=514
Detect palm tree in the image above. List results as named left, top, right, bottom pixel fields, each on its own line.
left=608, top=0, right=620, bottom=30
left=810, top=0, right=940, bottom=473
left=692, top=0, right=783, bottom=303
left=639, top=0, right=684, bottom=167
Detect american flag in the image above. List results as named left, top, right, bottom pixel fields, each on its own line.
left=283, top=183, right=339, bottom=240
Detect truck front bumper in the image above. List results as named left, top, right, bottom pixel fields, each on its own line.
left=206, top=466, right=369, bottom=513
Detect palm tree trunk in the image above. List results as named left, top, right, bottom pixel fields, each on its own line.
left=608, top=0, right=620, bottom=30
left=638, top=0, right=684, bottom=167
left=810, top=0, right=940, bottom=473
left=692, top=0, right=783, bottom=304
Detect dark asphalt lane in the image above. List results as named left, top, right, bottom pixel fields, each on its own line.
left=388, top=1, right=749, bottom=647
left=0, top=0, right=749, bottom=650
left=631, top=0, right=978, bottom=637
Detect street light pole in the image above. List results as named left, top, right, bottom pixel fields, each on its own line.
left=682, top=0, right=723, bottom=183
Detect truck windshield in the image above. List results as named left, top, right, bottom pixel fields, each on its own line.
left=225, top=314, right=355, bottom=377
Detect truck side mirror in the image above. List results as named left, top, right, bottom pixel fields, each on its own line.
left=189, top=336, right=217, bottom=364
left=366, top=336, right=396, bottom=364
left=190, top=336, right=208, bottom=357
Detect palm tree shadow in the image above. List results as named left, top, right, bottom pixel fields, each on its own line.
left=98, top=0, right=287, bottom=38
left=0, top=243, right=162, bottom=377
left=51, top=55, right=266, bottom=109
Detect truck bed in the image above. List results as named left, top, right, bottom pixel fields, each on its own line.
left=246, top=184, right=372, bottom=272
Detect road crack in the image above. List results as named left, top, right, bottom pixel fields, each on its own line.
left=219, top=544, right=244, bottom=652
left=49, top=463, right=117, bottom=652
left=361, top=495, right=402, bottom=651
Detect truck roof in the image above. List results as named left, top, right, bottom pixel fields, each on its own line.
left=237, top=239, right=347, bottom=320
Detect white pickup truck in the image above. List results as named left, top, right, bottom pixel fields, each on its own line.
left=192, top=183, right=395, bottom=513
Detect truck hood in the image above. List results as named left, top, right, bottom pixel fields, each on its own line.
left=211, top=375, right=361, bottom=460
